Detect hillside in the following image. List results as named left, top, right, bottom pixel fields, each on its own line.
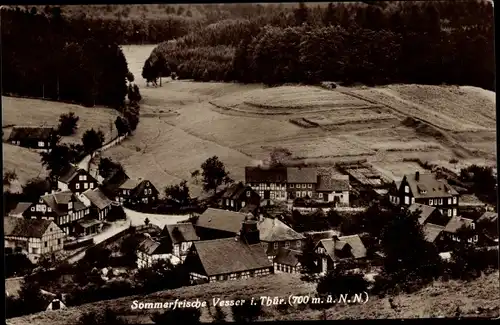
left=7, top=271, right=499, bottom=324
left=103, top=46, right=497, bottom=196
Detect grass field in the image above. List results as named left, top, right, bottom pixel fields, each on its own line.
left=7, top=271, right=499, bottom=324
left=98, top=45, right=497, bottom=197
left=3, top=144, right=48, bottom=192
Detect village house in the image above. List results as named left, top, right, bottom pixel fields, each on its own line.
left=58, top=165, right=98, bottom=195
left=315, top=174, right=350, bottom=206
left=442, top=216, right=478, bottom=244
left=4, top=217, right=66, bottom=263
left=101, top=168, right=129, bottom=200
left=116, top=178, right=159, bottom=205
left=273, top=248, right=302, bottom=274
left=408, top=203, right=450, bottom=226
left=80, top=187, right=114, bottom=221
left=314, top=234, right=367, bottom=274
left=390, top=171, right=460, bottom=218
left=245, top=166, right=287, bottom=205
left=220, top=182, right=261, bottom=212
left=195, top=208, right=304, bottom=261
left=421, top=223, right=446, bottom=246
left=136, top=237, right=181, bottom=269
left=23, top=190, right=90, bottom=235
left=286, top=167, right=317, bottom=200
left=7, top=126, right=55, bottom=150
left=476, top=211, right=498, bottom=245
left=159, top=223, right=200, bottom=262
left=184, top=215, right=273, bottom=284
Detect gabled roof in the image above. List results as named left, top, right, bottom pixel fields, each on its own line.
left=4, top=217, right=54, bottom=238
left=40, top=191, right=75, bottom=216
left=258, top=218, right=304, bottom=242
left=444, top=216, right=474, bottom=234
left=53, top=191, right=74, bottom=205
left=138, top=238, right=172, bottom=255
left=82, top=188, right=112, bottom=210
left=221, top=182, right=250, bottom=199
left=402, top=173, right=458, bottom=198
left=408, top=203, right=438, bottom=225
left=196, top=208, right=248, bottom=234
left=9, top=202, right=32, bottom=216
left=304, top=230, right=340, bottom=246
left=316, top=174, right=349, bottom=192
left=286, top=167, right=317, bottom=184
left=274, top=248, right=301, bottom=267
left=317, top=235, right=367, bottom=261
left=103, top=169, right=130, bottom=191
left=478, top=211, right=498, bottom=223
left=422, top=223, right=445, bottom=243
left=8, top=127, right=54, bottom=141
left=58, top=165, right=79, bottom=184
left=245, top=166, right=287, bottom=184
left=161, top=223, right=200, bottom=244
left=130, top=180, right=156, bottom=198
left=119, top=179, right=142, bottom=190
left=192, top=238, right=272, bottom=276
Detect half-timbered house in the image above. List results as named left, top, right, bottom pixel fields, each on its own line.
left=160, top=223, right=200, bottom=262
left=136, top=238, right=181, bottom=269
left=315, top=234, right=367, bottom=274
left=273, top=248, right=302, bottom=274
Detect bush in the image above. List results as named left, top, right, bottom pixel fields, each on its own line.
left=58, top=112, right=79, bottom=136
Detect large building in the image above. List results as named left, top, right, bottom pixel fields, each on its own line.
left=23, top=191, right=90, bottom=235
left=245, top=166, right=287, bottom=204
left=4, top=217, right=66, bottom=263
left=184, top=215, right=273, bottom=284
left=389, top=171, right=459, bottom=217
left=7, top=127, right=55, bottom=150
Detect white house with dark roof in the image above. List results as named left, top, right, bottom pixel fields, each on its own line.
left=443, top=216, right=478, bottom=244
left=286, top=167, right=318, bottom=200
left=315, top=234, right=367, bottom=274
left=315, top=174, right=350, bottom=206
left=220, top=182, right=261, bottom=213
left=7, top=126, right=55, bottom=150
left=160, top=223, right=200, bottom=261
left=185, top=215, right=273, bottom=283
left=136, top=238, right=181, bottom=269
left=245, top=166, right=287, bottom=204
left=4, top=217, right=66, bottom=263
left=391, top=171, right=459, bottom=218
left=80, top=188, right=114, bottom=220
left=258, top=217, right=305, bottom=260
left=58, top=165, right=98, bottom=195
left=22, top=190, right=90, bottom=235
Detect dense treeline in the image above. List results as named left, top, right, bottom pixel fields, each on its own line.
left=2, top=8, right=128, bottom=108
left=146, top=1, right=494, bottom=90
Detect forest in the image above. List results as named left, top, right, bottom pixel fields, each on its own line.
left=144, top=1, right=495, bottom=90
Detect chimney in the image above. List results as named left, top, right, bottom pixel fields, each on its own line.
left=240, top=215, right=260, bottom=245
left=415, top=171, right=420, bottom=181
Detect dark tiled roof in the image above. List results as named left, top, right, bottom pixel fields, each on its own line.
left=130, top=180, right=156, bottom=198
left=162, top=223, right=200, bottom=244
left=239, top=204, right=259, bottom=214
left=318, top=235, right=367, bottom=261
left=41, top=191, right=74, bottom=216
left=4, top=217, right=54, bottom=238
left=478, top=212, right=498, bottom=223
left=119, top=179, right=142, bottom=190
left=53, top=191, right=73, bottom=205
left=196, top=208, right=248, bottom=234
left=286, top=167, right=317, bottom=184
left=444, top=216, right=474, bottom=234
left=274, top=248, right=301, bottom=267
left=422, top=223, right=445, bottom=242
left=82, top=188, right=112, bottom=210
left=58, top=165, right=79, bottom=184
left=316, top=174, right=349, bottom=192
left=193, top=238, right=272, bottom=276
left=403, top=173, right=458, bottom=199
left=138, top=238, right=171, bottom=255
left=9, top=202, right=32, bottom=216
left=8, top=127, right=54, bottom=142
left=103, top=169, right=130, bottom=191
left=304, top=230, right=340, bottom=246
left=408, top=203, right=438, bottom=225
left=221, top=182, right=247, bottom=199
left=245, top=166, right=287, bottom=184
left=258, top=218, right=304, bottom=242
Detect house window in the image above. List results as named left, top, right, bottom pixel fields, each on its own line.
left=302, top=191, right=307, bottom=198
left=273, top=242, right=278, bottom=249
left=44, top=242, right=47, bottom=247
left=308, top=191, right=312, bottom=198
left=308, top=184, right=312, bottom=188
left=453, top=208, right=457, bottom=216
left=285, top=241, right=290, bottom=248
left=246, top=191, right=251, bottom=197
left=144, top=189, right=147, bottom=195
left=453, top=197, right=457, bottom=204
left=84, top=183, right=88, bottom=189
left=438, top=199, right=443, bottom=205
left=296, top=191, right=301, bottom=198
left=405, top=196, right=409, bottom=204
left=226, top=199, right=229, bottom=206
left=411, top=197, right=415, bottom=204
left=76, top=183, right=80, bottom=189
left=290, top=184, right=294, bottom=188
left=58, top=239, right=61, bottom=245
left=48, top=207, right=52, bottom=212
left=429, top=199, right=434, bottom=205
left=38, top=141, right=45, bottom=147
left=448, top=198, right=452, bottom=205
left=79, top=175, right=83, bottom=181
left=302, top=184, right=306, bottom=189
left=31, top=207, right=35, bottom=212
left=405, top=186, right=409, bottom=193
left=296, top=241, right=301, bottom=248
left=90, top=183, right=94, bottom=189
left=123, top=190, right=127, bottom=194
left=448, top=209, right=452, bottom=217
left=241, top=201, right=246, bottom=208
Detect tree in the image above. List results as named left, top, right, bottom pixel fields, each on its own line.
left=3, top=170, right=18, bottom=186
left=448, top=225, right=481, bottom=280
left=126, top=71, right=135, bottom=83
left=58, top=112, right=79, bottom=136
left=40, top=143, right=74, bottom=178
left=107, top=204, right=127, bottom=221
left=115, top=116, right=130, bottom=136
left=380, top=208, right=442, bottom=285
left=144, top=217, right=150, bottom=226
left=18, top=276, right=47, bottom=315
left=268, top=147, right=292, bottom=167
left=231, top=297, right=262, bottom=323
left=82, top=128, right=105, bottom=154
left=299, top=235, right=320, bottom=282
left=164, top=180, right=191, bottom=206
left=293, top=2, right=309, bottom=26
left=83, top=246, right=112, bottom=268
left=78, top=308, right=128, bottom=325
left=98, top=157, right=123, bottom=179
left=151, top=308, right=201, bottom=324
left=200, top=156, right=233, bottom=195
left=316, top=266, right=369, bottom=298
left=22, top=178, right=51, bottom=202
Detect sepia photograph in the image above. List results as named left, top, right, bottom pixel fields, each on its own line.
left=2, top=1, right=498, bottom=323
